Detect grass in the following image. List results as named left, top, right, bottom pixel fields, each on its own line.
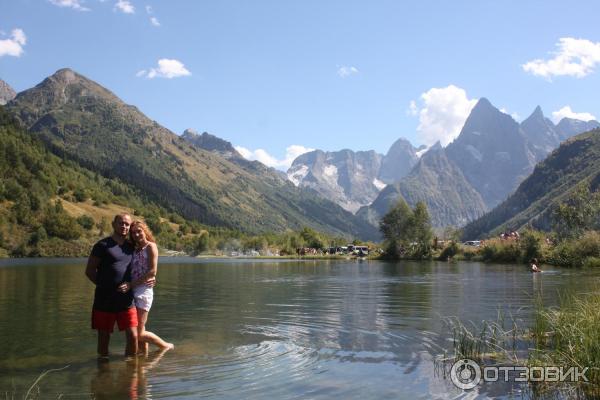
left=442, top=294, right=600, bottom=397
left=3, top=365, right=69, bottom=400
left=443, top=311, right=525, bottom=363
left=530, top=293, right=600, bottom=385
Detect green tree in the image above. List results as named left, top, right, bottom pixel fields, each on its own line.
left=379, top=198, right=413, bottom=258
left=379, top=199, right=433, bottom=259
left=412, top=201, right=433, bottom=258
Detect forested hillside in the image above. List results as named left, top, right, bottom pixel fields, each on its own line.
left=6, top=69, right=377, bottom=240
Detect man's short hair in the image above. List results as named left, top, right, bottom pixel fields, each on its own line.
left=113, top=213, right=132, bottom=223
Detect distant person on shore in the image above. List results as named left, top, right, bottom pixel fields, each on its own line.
left=86, top=213, right=141, bottom=357
left=128, top=220, right=174, bottom=353
left=530, top=258, right=541, bottom=273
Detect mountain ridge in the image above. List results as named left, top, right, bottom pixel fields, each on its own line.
left=6, top=68, right=378, bottom=239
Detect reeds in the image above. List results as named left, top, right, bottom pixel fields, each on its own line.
left=530, top=293, right=600, bottom=385
left=443, top=310, right=525, bottom=363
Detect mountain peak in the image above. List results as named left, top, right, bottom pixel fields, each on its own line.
left=181, top=129, right=242, bottom=159
left=523, top=105, right=546, bottom=122
left=465, top=97, right=504, bottom=122
left=0, top=78, right=17, bottom=105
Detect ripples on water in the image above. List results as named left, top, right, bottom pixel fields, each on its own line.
left=0, top=259, right=598, bottom=399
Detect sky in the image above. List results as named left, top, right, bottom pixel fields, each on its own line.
left=2, top=1, right=600, bottom=170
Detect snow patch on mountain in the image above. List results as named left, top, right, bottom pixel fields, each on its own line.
left=288, top=165, right=309, bottom=186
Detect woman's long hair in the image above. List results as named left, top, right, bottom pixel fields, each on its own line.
left=130, top=220, right=156, bottom=244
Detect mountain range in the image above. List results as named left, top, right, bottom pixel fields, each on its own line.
left=4, top=69, right=378, bottom=240
left=353, top=99, right=599, bottom=230
left=462, top=128, right=600, bottom=239
left=287, top=138, right=420, bottom=213
left=2, top=68, right=598, bottom=242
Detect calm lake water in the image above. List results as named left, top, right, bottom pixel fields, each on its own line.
left=0, top=258, right=599, bottom=399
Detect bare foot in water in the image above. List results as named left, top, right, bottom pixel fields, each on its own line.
left=163, top=343, right=175, bottom=350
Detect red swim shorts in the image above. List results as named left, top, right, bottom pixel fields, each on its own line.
left=92, top=307, right=138, bottom=332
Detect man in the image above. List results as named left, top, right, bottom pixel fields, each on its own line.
left=86, top=213, right=138, bottom=357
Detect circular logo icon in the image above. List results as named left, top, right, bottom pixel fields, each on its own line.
left=450, top=358, right=481, bottom=390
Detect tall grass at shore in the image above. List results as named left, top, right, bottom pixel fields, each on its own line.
left=443, top=294, right=600, bottom=396
left=530, top=293, right=600, bottom=385
left=443, top=311, right=524, bottom=362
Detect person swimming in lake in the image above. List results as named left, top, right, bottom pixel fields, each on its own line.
left=530, top=258, right=541, bottom=273
left=126, top=220, right=174, bottom=353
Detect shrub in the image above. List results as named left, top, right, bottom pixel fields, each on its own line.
left=519, top=229, right=545, bottom=262
left=73, top=188, right=88, bottom=202
left=439, top=241, right=460, bottom=260
left=76, top=215, right=95, bottom=230
left=547, top=231, right=600, bottom=267
left=480, top=239, right=521, bottom=263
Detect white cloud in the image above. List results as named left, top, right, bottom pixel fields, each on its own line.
left=150, top=17, right=160, bottom=26
left=49, top=0, right=90, bottom=11
left=523, top=37, right=600, bottom=79
left=410, top=85, right=477, bottom=147
left=234, top=145, right=314, bottom=170
left=551, top=106, right=596, bottom=123
left=137, top=59, right=191, bottom=79
left=337, top=66, right=358, bottom=78
left=145, top=5, right=152, bottom=13
left=0, top=29, right=27, bottom=58
left=115, top=0, right=135, bottom=14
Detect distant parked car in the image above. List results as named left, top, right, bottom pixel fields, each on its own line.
left=463, top=240, right=481, bottom=247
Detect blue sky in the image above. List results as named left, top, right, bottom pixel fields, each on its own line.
left=2, top=0, right=600, bottom=170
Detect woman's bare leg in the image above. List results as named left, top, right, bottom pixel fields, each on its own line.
left=136, top=308, right=174, bottom=351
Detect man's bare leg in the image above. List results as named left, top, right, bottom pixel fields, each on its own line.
left=125, top=327, right=138, bottom=357
left=98, top=330, right=110, bottom=357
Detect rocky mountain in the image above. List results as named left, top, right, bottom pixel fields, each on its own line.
left=287, top=149, right=384, bottom=213
left=356, top=143, right=487, bottom=228
left=0, top=79, right=16, bottom=105
left=556, top=118, right=600, bottom=141
left=462, top=128, right=600, bottom=239
left=520, top=106, right=561, bottom=161
left=358, top=99, right=599, bottom=230
left=6, top=68, right=378, bottom=240
left=181, top=129, right=243, bottom=160
left=377, top=138, right=419, bottom=184
left=445, top=98, right=536, bottom=208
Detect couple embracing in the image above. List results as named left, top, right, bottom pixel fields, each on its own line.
left=85, top=213, right=173, bottom=357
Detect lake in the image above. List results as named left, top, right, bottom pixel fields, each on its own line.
left=0, top=258, right=598, bottom=399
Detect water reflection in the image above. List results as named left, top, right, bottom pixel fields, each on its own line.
left=0, top=259, right=599, bottom=398
left=92, top=349, right=169, bottom=399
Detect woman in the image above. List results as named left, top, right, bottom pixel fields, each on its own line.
left=128, top=220, right=174, bottom=352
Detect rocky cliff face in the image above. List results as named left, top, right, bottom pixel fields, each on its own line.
left=555, top=118, right=600, bottom=141
left=357, top=143, right=487, bottom=228
left=0, top=79, right=17, bottom=105
left=377, top=138, right=419, bottom=184
left=445, top=98, right=536, bottom=208
left=520, top=106, right=562, bottom=161
left=287, top=149, right=384, bottom=213
left=181, top=129, right=243, bottom=160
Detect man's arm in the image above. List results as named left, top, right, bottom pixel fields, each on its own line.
left=85, top=256, right=100, bottom=284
